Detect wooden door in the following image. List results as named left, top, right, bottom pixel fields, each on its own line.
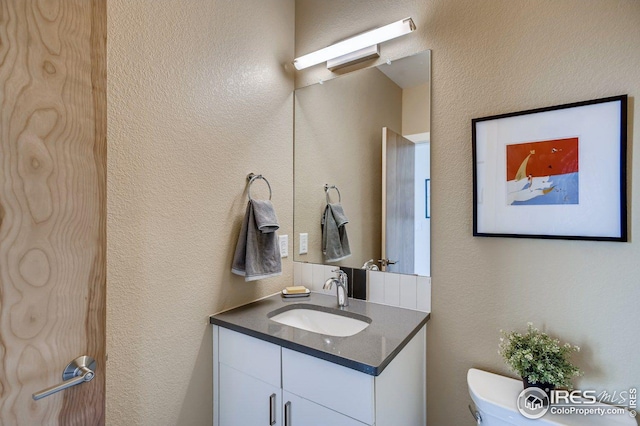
left=0, top=1, right=106, bottom=424
left=382, top=128, right=415, bottom=274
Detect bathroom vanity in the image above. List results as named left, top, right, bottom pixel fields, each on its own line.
left=210, top=293, right=429, bottom=426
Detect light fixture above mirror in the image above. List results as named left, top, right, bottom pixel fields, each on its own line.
left=293, top=17, right=416, bottom=71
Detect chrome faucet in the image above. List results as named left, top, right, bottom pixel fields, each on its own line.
left=361, top=259, right=379, bottom=271
left=323, top=269, right=349, bottom=307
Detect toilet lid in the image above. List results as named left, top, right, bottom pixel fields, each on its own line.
left=468, top=368, right=522, bottom=411
left=467, top=369, right=636, bottom=426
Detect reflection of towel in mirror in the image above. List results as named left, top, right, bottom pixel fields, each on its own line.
left=322, top=203, right=351, bottom=262
left=232, top=199, right=282, bottom=281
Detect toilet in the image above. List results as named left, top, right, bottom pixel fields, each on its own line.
left=467, top=368, right=636, bottom=425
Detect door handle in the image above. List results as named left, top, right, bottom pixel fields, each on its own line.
left=378, top=259, right=398, bottom=271
left=32, top=356, right=96, bottom=401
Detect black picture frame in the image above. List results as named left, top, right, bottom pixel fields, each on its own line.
left=472, top=95, right=627, bottom=241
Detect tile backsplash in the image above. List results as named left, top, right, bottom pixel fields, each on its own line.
left=292, top=262, right=366, bottom=299
left=293, top=262, right=431, bottom=313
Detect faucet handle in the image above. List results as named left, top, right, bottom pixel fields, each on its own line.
left=332, top=268, right=347, bottom=277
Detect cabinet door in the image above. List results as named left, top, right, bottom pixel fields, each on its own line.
left=282, top=348, right=374, bottom=424
left=218, top=327, right=281, bottom=386
left=219, top=363, right=282, bottom=426
left=283, top=392, right=369, bottom=426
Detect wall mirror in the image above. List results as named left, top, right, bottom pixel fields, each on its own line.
left=293, top=50, right=431, bottom=276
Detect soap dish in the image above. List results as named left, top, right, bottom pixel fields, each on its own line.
left=281, top=288, right=311, bottom=298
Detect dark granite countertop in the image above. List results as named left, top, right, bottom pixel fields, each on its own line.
left=209, top=292, right=430, bottom=376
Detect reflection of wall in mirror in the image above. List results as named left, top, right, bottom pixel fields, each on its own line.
left=403, top=79, right=431, bottom=276
left=414, top=144, right=430, bottom=276
left=294, top=66, right=402, bottom=267
left=403, top=83, right=430, bottom=135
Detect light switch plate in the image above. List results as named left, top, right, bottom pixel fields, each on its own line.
left=279, top=235, right=288, bottom=258
left=299, top=233, right=308, bottom=254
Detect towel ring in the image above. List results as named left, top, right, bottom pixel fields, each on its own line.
left=247, top=173, right=272, bottom=200
left=324, top=184, right=341, bottom=204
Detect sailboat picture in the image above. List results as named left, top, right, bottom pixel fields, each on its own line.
left=506, top=137, right=579, bottom=206
left=474, top=95, right=626, bottom=240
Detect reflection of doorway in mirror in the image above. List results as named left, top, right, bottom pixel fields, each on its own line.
left=415, top=144, right=430, bottom=277
left=382, top=128, right=430, bottom=277
left=383, top=128, right=415, bottom=275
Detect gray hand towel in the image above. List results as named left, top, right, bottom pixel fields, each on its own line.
left=232, top=200, right=282, bottom=281
left=251, top=199, right=280, bottom=233
left=321, top=203, right=351, bottom=262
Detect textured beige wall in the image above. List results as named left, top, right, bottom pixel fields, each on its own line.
left=106, top=1, right=294, bottom=424
left=294, top=67, right=402, bottom=267
left=297, top=1, right=640, bottom=425
left=403, top=83, right=430, bottom=135
left=106, top=0, right=640, bottom=424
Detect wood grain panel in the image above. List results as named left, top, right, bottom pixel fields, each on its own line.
left=383, top=128, right=415, bottom=274
left=0, top=1, right=106, bottom=424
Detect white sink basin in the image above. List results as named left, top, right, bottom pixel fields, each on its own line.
left=268, top=305, right=371, bottom=337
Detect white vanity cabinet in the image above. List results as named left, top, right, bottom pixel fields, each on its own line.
left=213, top=325, right=426, bottom=426
left=214, top=327, right=283, bottom=426
left=219, top=364, right=282, bottom=426
left=283, top=391, right=366, bottom=426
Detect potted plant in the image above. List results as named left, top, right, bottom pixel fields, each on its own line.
left=499, top=323, right=582, bottom=391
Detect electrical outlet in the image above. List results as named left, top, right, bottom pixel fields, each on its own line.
left=299, top=233, right=308, bottom=254
left=279, top=235, right=288, bottom=258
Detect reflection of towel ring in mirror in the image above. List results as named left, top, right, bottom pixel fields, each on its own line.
left=324, top=184, right=341, bottom=204
left=247, top=173, right=272, bottom=200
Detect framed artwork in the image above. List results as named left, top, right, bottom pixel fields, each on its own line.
left=472, top=95, right=627, bottom=241
left=425, top=178, right=431, bottom=219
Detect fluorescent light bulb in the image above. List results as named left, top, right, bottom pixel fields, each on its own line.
left=293, top=17, right=416, bottom=70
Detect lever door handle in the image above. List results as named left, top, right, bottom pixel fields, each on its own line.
left=32, top=356, right=96, bottom=401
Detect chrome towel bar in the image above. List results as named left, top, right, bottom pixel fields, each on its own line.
left=324, top=184, right=341, bottom=203
left=247, top=173, right=272, bottom=200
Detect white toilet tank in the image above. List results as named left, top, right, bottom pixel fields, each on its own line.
left=467, top=368, right=636, bottom=426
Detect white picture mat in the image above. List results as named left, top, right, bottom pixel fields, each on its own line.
left=475, top=100, right=623, bottom=237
